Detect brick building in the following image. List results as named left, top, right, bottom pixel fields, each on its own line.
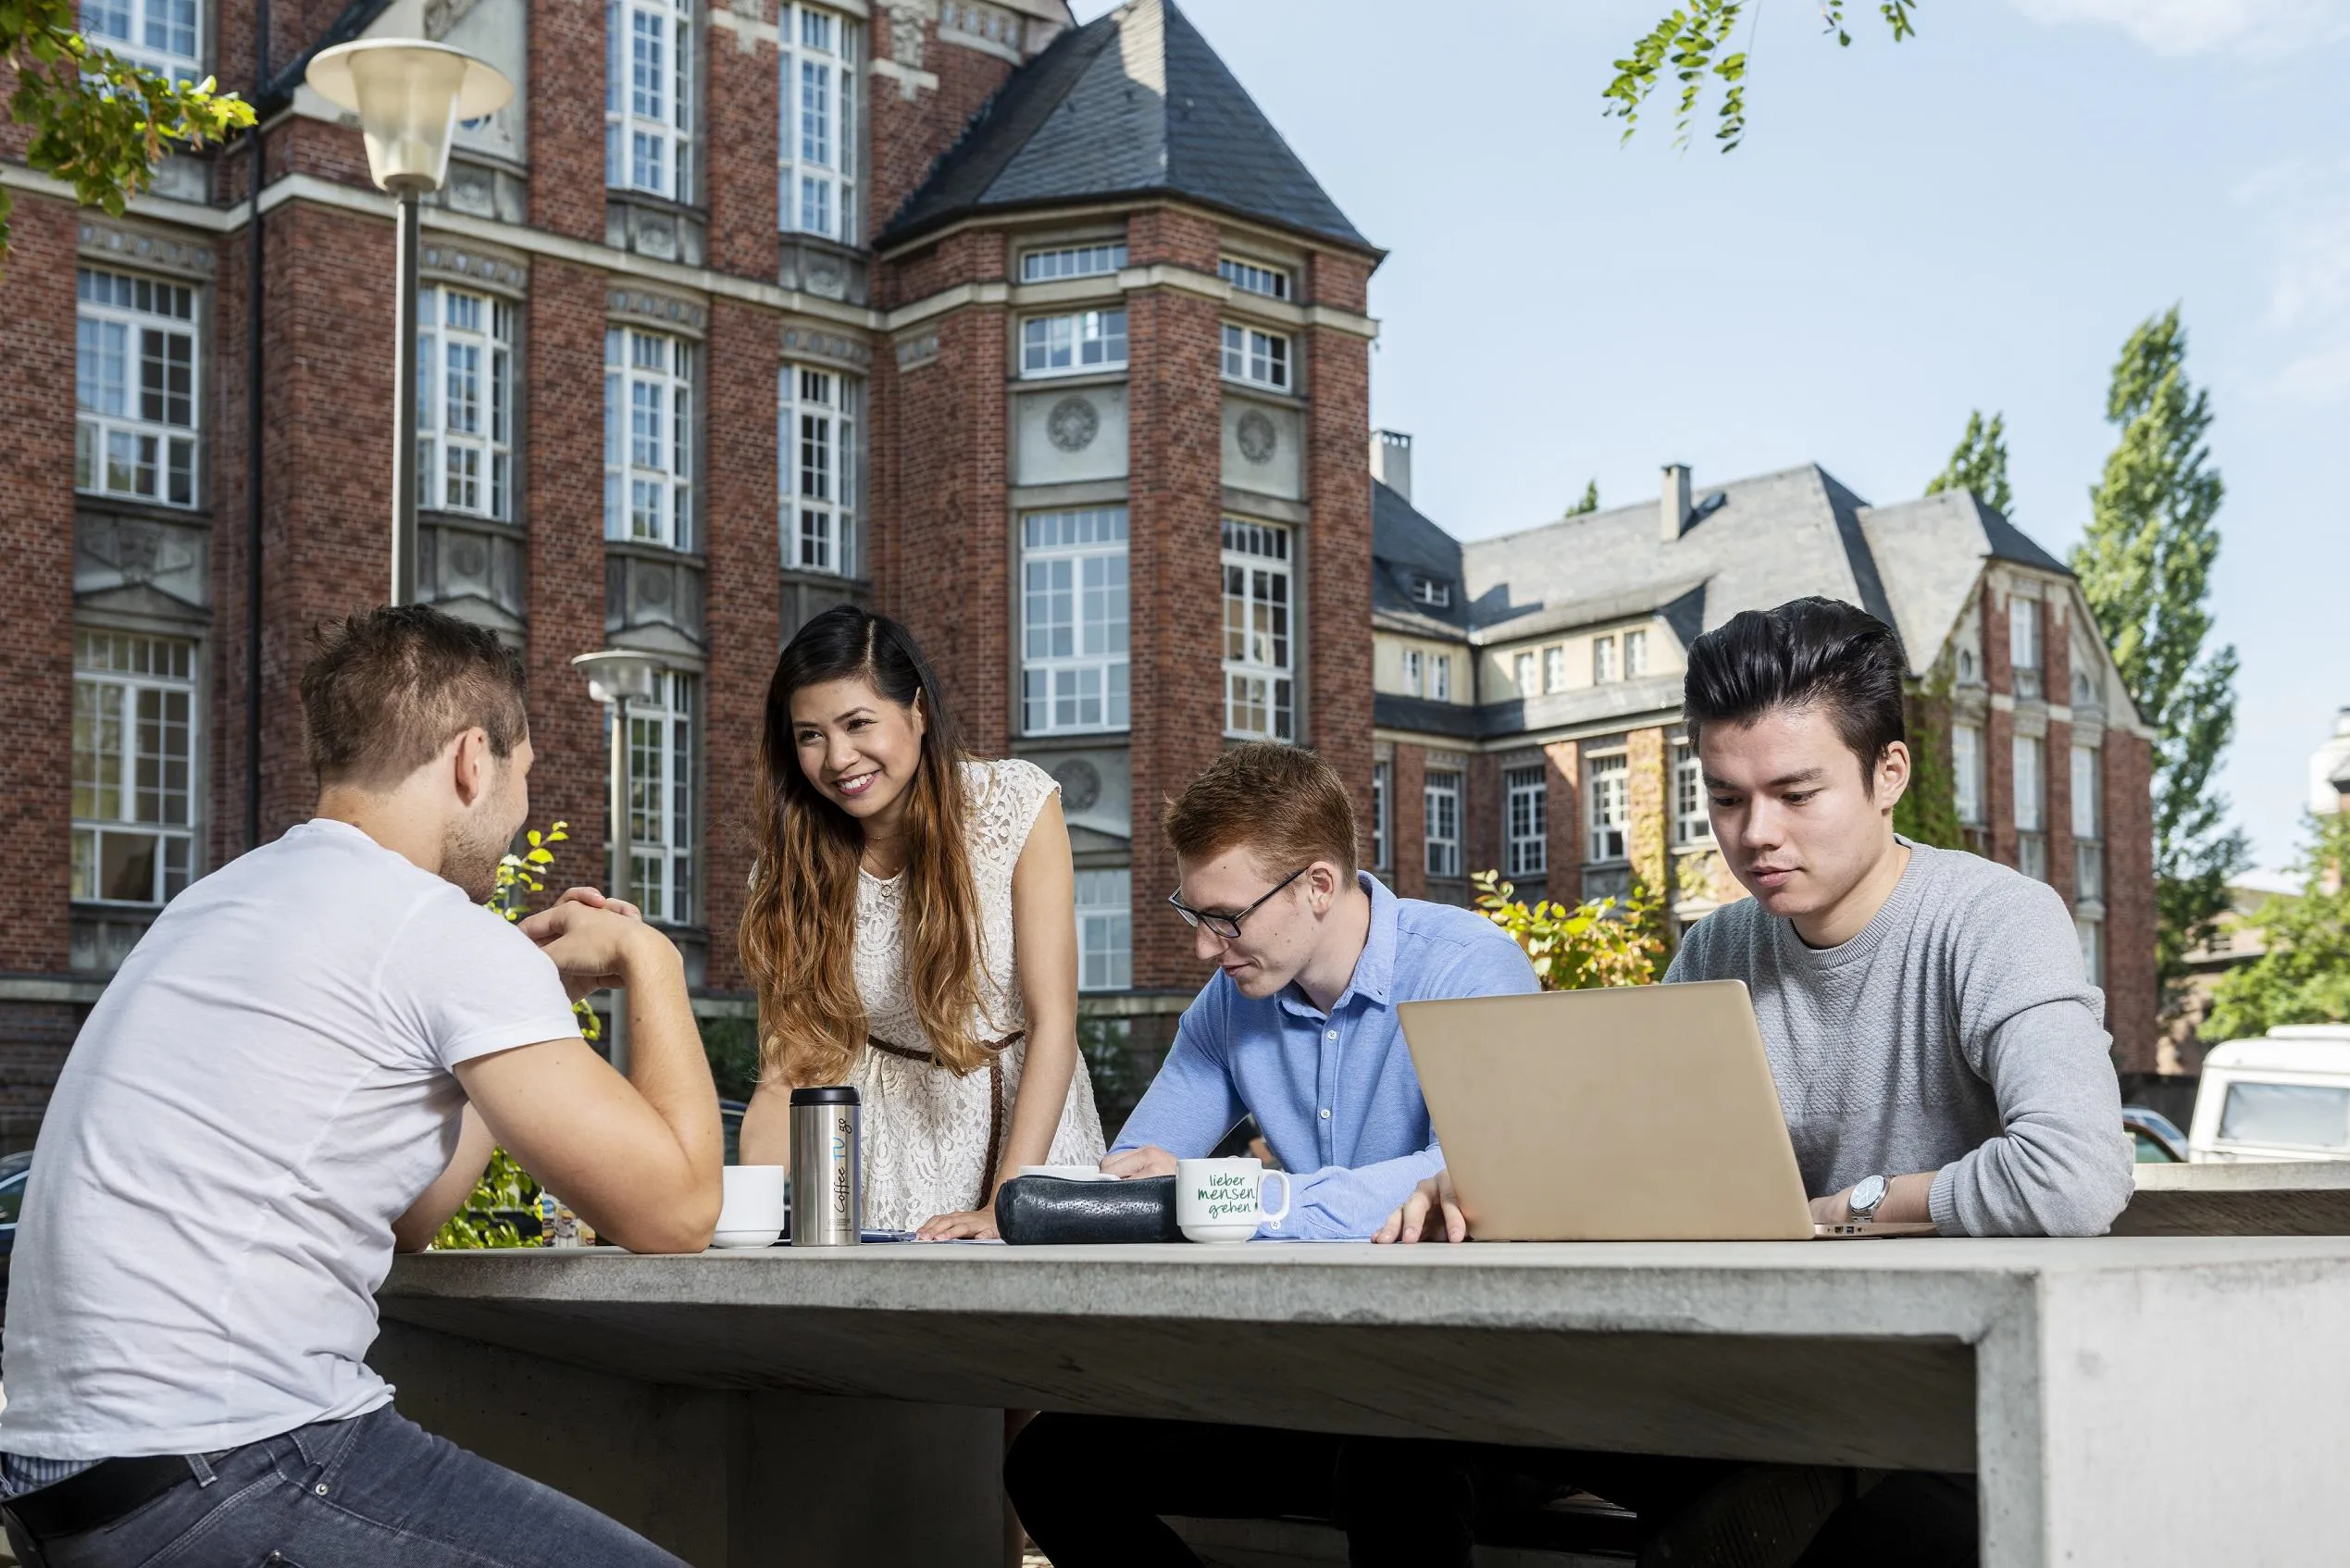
left=1365, top=449, right=2163, bottom=1070
left=0, top=0, right=1385, bottom=1146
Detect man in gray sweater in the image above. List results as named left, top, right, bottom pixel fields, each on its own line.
left=1369, top=598, right=2132, bottom=1568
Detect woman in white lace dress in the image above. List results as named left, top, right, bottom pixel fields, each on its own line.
left=737, top=605, right=1103, bottom=1238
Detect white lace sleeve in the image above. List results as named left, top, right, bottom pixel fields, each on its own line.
left=965, top=757, right=1060, bottom=874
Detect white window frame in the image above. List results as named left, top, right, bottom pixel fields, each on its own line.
left=2010, top=597, right=2043, bottom=698
left=1954, top=722, right=1984, bottom=826
left=1220, top=322, right=1291, bottom=391
left=1020, top=309, right=1127, bottom=378
left=779, top=5, right=858, bottom=243
left=1022, top=507, right=1130, bottom=735
left=1513, top=650, right=1537, bottom=695
left=1586, top=752, right=1628, bottom=863
left=71, top=630, right=199, bottom=907
left=1401, top=648, right=1423, bottom=698
left=1593, top=635, right=1618, bottom=684
left=1218, top=256, right=1291, bottom=299
left=1623, top=628, right=1648, bottom=678
left=607, top=0, right=695, bottom=202
left=605, top=327, right=695, bottom=551
left=2014, top=734, right=2045, bottom=832
left=624, top=671, right=698, bottom=926
left=1431, top=653, right=1451, bottom=703
left=1505, top=765, right=1547, bottom=878
left=1672, top=738, right=1711, bottom=847
left=1022, top=243, right=1125, bottom=282
left=417, top=285, right=514, bottom=520
left=2072, top=744, right=2103, bottom=905
left=2077, top=915, right=2104, bottom=989
left=76, top=268, right=198, bottom=509
left=1075, top=868, right=1133, bottom=992
left=1543, top=644, right=1567, bottom=693
left=1412, top=575, right=1450, bottom=608
left=781, top=364, right=860, bottom=576
left=79, top=0, right=202, bottom=81
left=1221, top=518, right=1293, bottom=741
left=1424, top=769, right=1462, bottom=879
left=1372, top=760, right=1391, bottom=871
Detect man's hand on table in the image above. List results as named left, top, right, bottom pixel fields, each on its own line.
left=1100, top=1146, right=1177, bottom=1178
left=1809, top=1171, right=1938, bottom=1227
left=1374, top=1168, right=1467, bottom=1244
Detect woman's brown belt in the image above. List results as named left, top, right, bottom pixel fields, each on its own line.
left=865, top=1030, right=1026, bottom=1212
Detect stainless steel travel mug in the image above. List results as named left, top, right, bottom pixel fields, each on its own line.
left=788, top=1085, right=861, bottom=1246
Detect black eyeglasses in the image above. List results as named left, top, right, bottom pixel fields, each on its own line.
left=1166, top=866, right=1309, bottom=940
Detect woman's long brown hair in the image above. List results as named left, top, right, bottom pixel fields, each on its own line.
left=739, top=605, right=988, bottom=1089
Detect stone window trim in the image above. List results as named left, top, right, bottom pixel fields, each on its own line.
left=76, top=265, right=203, bottom=513
left=419, top=242, right=528, bottom=302
left=607, top=0, right=699, bottom=205
left=779, top=3, right=862, bottom=245
left=78, top=217, right=215, bottom=285
left=781, top=363, right=863, bottom=579
left=70, top=626, right=205, bottom=913
left=605, top=283, right=710, bottom=342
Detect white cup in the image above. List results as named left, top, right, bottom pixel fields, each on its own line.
left=1177, top=1157, right=1291, bottom=1243
left=713, top=1164, right=787, bottom=1250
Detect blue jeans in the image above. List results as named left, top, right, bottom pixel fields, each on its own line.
left=1, top=1404, right=684, bottom=1568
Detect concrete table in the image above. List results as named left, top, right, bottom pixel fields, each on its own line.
left=373, top=1238, right=2350, bottom=1568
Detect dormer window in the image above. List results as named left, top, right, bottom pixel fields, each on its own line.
left=1219, top=257, right=1291, bottom=300
left=1412, top=575, right=1450, bottom=608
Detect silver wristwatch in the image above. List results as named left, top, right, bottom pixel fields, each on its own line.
left=1847, top=1174, right=1889, bottom=1223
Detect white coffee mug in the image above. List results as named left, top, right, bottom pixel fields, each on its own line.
left=1177, top=1157, right=1291, bottom=1243
left=714, top=1164, right=787, bottom=1250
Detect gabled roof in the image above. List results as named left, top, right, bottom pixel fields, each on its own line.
left=881, top=0, right=1373, bottom=253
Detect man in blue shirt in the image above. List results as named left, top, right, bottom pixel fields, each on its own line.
left=1005, top=742, right=1537, bottom=1567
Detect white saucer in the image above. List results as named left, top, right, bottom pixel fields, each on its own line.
left=711, top=1227, right=782, bottom=1250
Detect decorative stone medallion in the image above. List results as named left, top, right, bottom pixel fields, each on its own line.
left=1237, top=409, right=1278, bottom=465
left=1051, top=758, right=1102, bottom=814
left=1047, top=395, right=1100, bottom=453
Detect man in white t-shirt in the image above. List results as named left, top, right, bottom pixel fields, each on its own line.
left=0, top=605, right=722, bottom=1568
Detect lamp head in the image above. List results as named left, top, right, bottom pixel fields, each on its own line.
left=306, top=39, right=513, bottom=193
left=572, top=649, right=666, bottom=707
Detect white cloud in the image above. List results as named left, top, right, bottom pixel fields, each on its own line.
left=2008, top=0, right=2350, bottom=56
left=2234, top=158, right=2350, bottom=404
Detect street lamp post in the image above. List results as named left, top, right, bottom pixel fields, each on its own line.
left=572, top=650, right=667, bottom=1075
left=305, top=40, right=513, bottom=606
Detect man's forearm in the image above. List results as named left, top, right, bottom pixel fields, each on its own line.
left=621, top=932, right=724, bottom=1182
left=392, top=1104, right=496, bottom=1252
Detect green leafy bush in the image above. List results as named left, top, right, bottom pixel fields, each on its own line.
left=1472, top=871, right=1666, bottom=990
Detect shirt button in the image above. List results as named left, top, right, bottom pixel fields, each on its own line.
left=1325, top=1029, right=1337, bottom=1040
left=1320, top=1108, right=1331, bottom=1119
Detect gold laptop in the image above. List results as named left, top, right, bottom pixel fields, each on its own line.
left=1398, top=981, right=1936, bottom=1241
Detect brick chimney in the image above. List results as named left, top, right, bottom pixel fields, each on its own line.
left=1661, top=463, right=1691, bottom=541
left=1371, top=429, right=1413, bottom=502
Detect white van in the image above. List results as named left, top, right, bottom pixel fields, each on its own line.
left=2188, top=1027, right=2350, bottom=1163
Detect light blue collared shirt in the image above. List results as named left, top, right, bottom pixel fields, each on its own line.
left=1113, top=873, right=1540, bottom=1239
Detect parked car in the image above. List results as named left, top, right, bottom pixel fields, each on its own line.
left=2187, top=1027, right=2350, bottom=1163
left=2123, top=1107, right=2187, bottom=1164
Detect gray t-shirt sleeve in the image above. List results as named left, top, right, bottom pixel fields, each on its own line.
left=1926, top=878, right=2133, bottom=1238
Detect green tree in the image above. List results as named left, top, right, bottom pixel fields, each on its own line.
left=1893, top=666, right=1963, bottom=850
left=2204, top=815, right=2350, bottom=1042
left=1567, top=479, right=1600, bottom=516
left=1923, top=409, right=2014, bottom=517
left=2071, top=308, right=2248, bottom=982
left=1605, top=1, right=1919, bottom=152
left=1, top=3, right=255, bottom=264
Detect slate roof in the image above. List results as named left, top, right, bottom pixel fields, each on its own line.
left=1371, top=479, right=1470, bottom=633
left=882, top=0, right=1373, bottom=252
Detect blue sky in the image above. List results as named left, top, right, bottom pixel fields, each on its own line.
left=1073, top=0, right=2348, bottom=876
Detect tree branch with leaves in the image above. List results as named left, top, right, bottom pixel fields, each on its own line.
left=0, top=1, right=255, bottom=264
left=1605, top=1, right=1919, bottom=153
